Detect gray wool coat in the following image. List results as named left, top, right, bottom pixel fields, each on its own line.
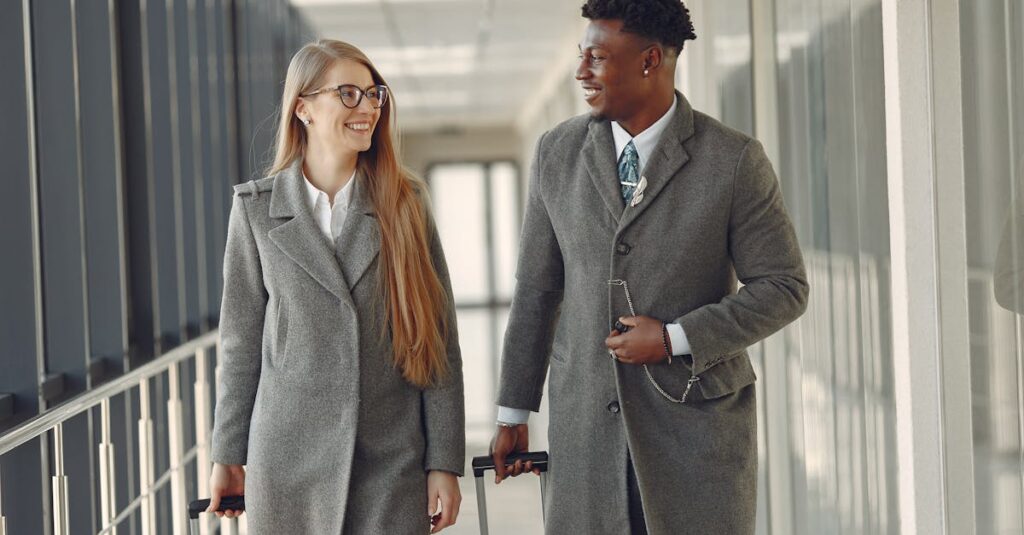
left=497, top=93, right=809, bottom=535
left=210, top=159, right=465, bottom=534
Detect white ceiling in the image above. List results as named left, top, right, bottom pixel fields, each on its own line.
left=290, top=0, right=585, bottom=132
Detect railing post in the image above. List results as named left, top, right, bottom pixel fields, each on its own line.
left=98, top=398, right=117, bottom=535
left=194, top=347, right=211, bottom=535
left=167, top=363, right=187, bottom=535
left=50, top=423, right=69, bottom=535
left=138, top=379, right=156, bottom=535
left=1, top=464, right=7, bottom=535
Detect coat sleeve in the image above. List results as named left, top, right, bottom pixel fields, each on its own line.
left=210, top=192, right=268, bottom=465
left=421, top=206, right=467, bottom=475
left=495, top=131, right=566, bottom=412
left=676, top=139, right=809, bottom=374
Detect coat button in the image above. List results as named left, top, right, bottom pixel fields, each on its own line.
left=615, top=242, right=631, bottom=255
left=607, top=401, right=620, bottom=414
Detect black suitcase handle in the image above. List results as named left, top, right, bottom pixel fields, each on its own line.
left=188, top=495, right=245, bottom=519
left=472, top=451, right=549, bottom=477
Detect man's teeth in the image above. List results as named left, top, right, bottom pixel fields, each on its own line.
left=585, top=88, right=599, bottom=96
left=346, top=123, right=370, bottom=131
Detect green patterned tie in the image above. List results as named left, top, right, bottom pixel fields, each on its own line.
left=618, top=140, right=639, bottom=203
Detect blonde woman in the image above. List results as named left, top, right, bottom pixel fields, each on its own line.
left=206, top=39, right=464, bottom=534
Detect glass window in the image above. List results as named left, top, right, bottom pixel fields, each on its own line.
left=772, top=0, right=897, bottom=533
left=960, top=1, right=1024, bottom=532
left=711, top=0, right=754, bottom=136
left=428, top=162, right=521, bottom=434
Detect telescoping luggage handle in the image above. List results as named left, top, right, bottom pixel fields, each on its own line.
left=471, top=451, right=549, bottom=535
left=187, top=495, right=245, bottom=535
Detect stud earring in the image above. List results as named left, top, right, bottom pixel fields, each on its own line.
left=301, top=117, right=311, bottom=125
left=643, top=68, right=649, bottom=77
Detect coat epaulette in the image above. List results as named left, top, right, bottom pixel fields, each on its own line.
left=232, top=176, right=275, bottom=199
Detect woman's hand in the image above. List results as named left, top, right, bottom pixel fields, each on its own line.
left=426, top=470, right=461, bottom=533
left=207, top=463, right=246, bottom=518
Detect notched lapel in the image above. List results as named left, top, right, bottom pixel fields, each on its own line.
left=618, top=92, right=696, bottom=233
left=582, top=120, right=625, bottom=225
left=335, top=173, right=380, bottom=290
left=266, top=160, right=351, bottom=303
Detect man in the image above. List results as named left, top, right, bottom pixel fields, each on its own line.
left=490, top=1, right=808, bottom=533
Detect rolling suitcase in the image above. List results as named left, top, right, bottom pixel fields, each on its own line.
left=471, top=451, right=549, bottom=535
left=188, top=495, right=244, bottom=535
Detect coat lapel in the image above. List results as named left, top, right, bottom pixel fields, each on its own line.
left=617, top=92, right=696, bottom=234
left=334, top=171, right=380, bottom=290
left=267, top=160, right=351, bottom=303
left=582, top=119, right=625, bottom=224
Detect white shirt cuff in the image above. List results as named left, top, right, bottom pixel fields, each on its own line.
left=496, top=406, right=530, bottom=425
left=666, top=322, right=691, bottom=356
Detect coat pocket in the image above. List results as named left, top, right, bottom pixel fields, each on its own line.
left=270, top=299, right=290, bottom=367
left=691, top=351, right=756, bottom=401
left=643, top=351, right=756, bottom=402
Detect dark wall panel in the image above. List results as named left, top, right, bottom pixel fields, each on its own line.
left=0, top=6, right=45, bottom=535
left=2, top=1, right=312, bottom=533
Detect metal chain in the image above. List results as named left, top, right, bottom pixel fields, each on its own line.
left=608, top=279, right=700, bottom=403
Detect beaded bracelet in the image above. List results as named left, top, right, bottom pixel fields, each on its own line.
left=661, top=322, right=673, bottom=364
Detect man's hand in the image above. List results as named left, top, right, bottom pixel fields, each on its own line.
left=490, top=424, right=539, bottom=483
left=605, top=315, right=670, bottom=365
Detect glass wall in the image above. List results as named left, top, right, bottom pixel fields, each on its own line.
left=428, top=162, right=522, bottom=443
left=770, top=0, right=897, bottom=533
left=0, top=1, right=312, bottom=533
left=709, top=0, right=754, bottom=137
left=960, top=1, right=1024, bottom=533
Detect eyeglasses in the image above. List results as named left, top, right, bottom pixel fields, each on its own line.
left=300, top=83, right=389, bottom=109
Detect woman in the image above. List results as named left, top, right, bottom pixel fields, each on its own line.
left=206, top=39, right=464, bottom=534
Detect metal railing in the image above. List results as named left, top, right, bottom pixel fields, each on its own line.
left=0, top=331, right=238, bottom=535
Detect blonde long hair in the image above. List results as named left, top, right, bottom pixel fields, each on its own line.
left=267, top=39, right=449, bottom=388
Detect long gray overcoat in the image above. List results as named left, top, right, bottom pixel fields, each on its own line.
left=210, top=159, right=465, bottom=534
left=497, top=93, right=809, bottom=535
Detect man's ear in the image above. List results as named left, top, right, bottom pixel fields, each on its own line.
left=643, top=45, right=665, bottom=71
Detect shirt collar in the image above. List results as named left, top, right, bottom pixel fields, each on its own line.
left=610, top=96, right=678, bottom=172
left=302, top=168, right=357, bottom=211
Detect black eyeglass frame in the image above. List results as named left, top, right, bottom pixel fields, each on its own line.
left=300, top=83, right=389, bottom=109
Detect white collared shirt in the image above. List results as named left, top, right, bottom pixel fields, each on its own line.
left=302, top=169, right=356, bottom=246
left=610, top=96, right=678, bottom=174
left=496, top=97, right=692, bottom=426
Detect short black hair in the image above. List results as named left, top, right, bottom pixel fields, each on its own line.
left=581, top=0, right=697, bottom=53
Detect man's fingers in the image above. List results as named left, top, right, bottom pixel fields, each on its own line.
left=492, top=435, right=509, bottom=483
left=619, top=315, right=640, bottom=327
left=493, top=452, right=507, bottom=482
left=512, top=459, right=524, bottom=477
left=605, top=333, right=625, bottom=349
